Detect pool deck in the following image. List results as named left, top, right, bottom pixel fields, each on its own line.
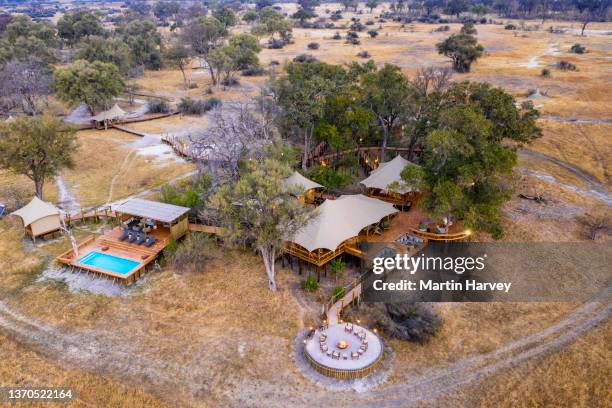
left=56, top=227, right=171, bottom=283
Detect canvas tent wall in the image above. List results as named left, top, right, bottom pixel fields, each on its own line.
left=91, top=104, right=127, bottom=128
left=283, top=171, right=324, bottom=203
left=285, top=194, right=398, bottom=266
left=11, top=197, right=61, bottom=238
left=360, top=155, right=420, bottom=206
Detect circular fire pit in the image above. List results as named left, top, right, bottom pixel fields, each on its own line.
left=304, top=323, right=383, bottom=379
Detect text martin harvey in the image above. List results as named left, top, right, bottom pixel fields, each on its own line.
left=373, top=279, right=512, bottom=293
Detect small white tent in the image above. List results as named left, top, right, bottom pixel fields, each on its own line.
left=288, top=194, right=398, bottom=252
left=361, top=155, right=419, bottom=194
left=283, top=171, right=324, bottom=195
left=11, top=197, right=61, bottom=238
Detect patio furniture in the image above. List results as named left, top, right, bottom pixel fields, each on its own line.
left=351, top=352, right=359, bottom=359
left=357, top=349, right=364, bottom=355
left=144, top=235, right=157, bottom=247
left=0, top=203, right=5, bottom=218
left=118, top=229, right=130, bottom=241
left=321, top=344, right=328, bottom=352
left=127, top=232, right=137, bottom=243
left=332, top=351, right=340, bottom=359
left=326, top=350, right=332, bottom=357
left=342, top=354, right=348, bottom=360
left=136, top=233, right=147, bottom=245
left=345, top=323, right=353, bottom=333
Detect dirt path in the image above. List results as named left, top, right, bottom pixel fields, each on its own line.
left=54, top=175, right=80, bottom=213
left=518, top=149, right=612, bottom=205
left=0, top=286, right=609, bottom=407
left=106, top=150, right=137, bottom=204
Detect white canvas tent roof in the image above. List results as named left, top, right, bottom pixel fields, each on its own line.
left=360, top=155, right=418, bottom=194
left=283, top=171, right=324, bottom=194
left=289, top=194, right=398, bottom=252
left=11, top=196, right=60, bottom=227
left=112, top=198, right=190, bottom=223
left=91, top=104, right=127, bottom=122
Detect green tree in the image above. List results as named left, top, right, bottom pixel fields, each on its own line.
left=0, top=15, right=57, bottom=66
left=437, top=23, right=484, bottom=73
left=213, top=6, right=238, bottom=27
left=212, top=157, right=313, bottom=291
left=57, top=9, right=104, bottom=46
left=119, top=20, right=163, bottom=69
left=330, top=258, right=344, bottom=282
left=360, top=64, right=415, bottom=160
left=4, top=15, right=56, bottom=47
left=292, top=8, right=316, bottom=23
left=445, top=0, right=469, bottom=17
left=153, top=1, right=180, bottom=24
left=252, top=7, right=293, bottom=43
left=366, top=0, right=379, bottom=12
left=0, top=114, right=76, bottom=199
left=76, top=36, right=132, bottom=76
left=53, top=60, right=124, bottom=115
left=243, top=9, right=259, bottom=23
left=409, top=82, right=542, bottom=238
left=182, top=16, right=227, bottom=84
left=164, top=43, right=192, bottom=89
left=272, top=60, right=349, bottom=169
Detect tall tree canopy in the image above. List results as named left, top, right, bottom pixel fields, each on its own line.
left=272, top=60, right=350, bottom=169
left=54, top=59, right=124, bottom=115
left=402, top=81, right=541, bottom=238
left=118, top=20, right=163, bottom=69
left=212, top=156, right=312, bottom=291
left=57, top=9, right=104, bottom=46
left=76, top=36, right=132, bottom=76
left=0, top=15, right=57, bottom=66
left=0, top=114, right=77, bottom=199
left=360, top=63, right=416, bottom=160
left=182, top=16, right=227, bottom=84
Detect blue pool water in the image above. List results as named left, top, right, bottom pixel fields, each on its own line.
left=77, top=251, right=141, bottom=275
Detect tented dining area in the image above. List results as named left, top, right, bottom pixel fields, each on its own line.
left=284, top=194, right=399, bottom=268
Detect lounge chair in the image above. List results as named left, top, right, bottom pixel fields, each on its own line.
left=144, top=235, right=157, bottom=247
left=0, top=204, right=5, bottom=218
left=118, top=229, right=130, bottom=241
left=136, top=233, right=147, bottom=245
left=127, top=233, right=137, bottom=243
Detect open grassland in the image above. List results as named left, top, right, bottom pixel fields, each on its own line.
left=1, top=128, right=195, bottom=211
left=0, top=217, right=609, bottom=406
left=470, top=320, right=611, bottom=407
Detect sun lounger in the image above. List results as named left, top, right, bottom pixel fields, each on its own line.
left=118, top=230, right=130, bottom=241
left=144, top=235, right=157, bottom=247
left=127, top=233, right=137, bottom=243
left=136, top=233, right=147, bottom=245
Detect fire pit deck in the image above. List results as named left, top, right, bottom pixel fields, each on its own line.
left=304, top=323, right=383, bottom=379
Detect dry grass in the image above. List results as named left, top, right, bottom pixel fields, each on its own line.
left=0, top=334, right=171, bottom=408
left=56, top=129, right=194, bottom=207
left=469, top=320, right=611, bottom=407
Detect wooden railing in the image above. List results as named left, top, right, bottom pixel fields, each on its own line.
left=408, top=228, right=471, bottom=241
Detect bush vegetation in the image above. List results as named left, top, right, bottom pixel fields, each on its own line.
left=147, top=99, right=170, bottom=114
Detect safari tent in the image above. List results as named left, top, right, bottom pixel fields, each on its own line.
left=283, top=171, right=324, bottom=203
left=285, top=194, right=398, bottom=266
left=11, top=197, right=62, bottom=239
left=360, top=155, right=420, bottom=207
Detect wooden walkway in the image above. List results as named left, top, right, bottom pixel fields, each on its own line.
left=301, top=145, right=421, bottom=168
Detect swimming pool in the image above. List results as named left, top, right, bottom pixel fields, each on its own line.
left=77, top=251, right=141, bottom=275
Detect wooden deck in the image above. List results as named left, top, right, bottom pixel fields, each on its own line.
left=56, top=227, right=171, bottom=283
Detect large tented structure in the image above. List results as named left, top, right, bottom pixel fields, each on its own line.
left=283, top=171, right=324, bottom=194
left=11, top=197, right=61, bottom=238
left=91, top=104, right=126, bottom=125
left=360, top=155, right=418, bottom=193
left=289, top=194, right=398, bottom=253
